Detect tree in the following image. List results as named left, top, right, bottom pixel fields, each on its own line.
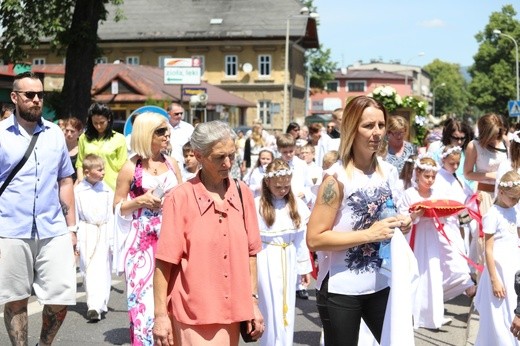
left=307, top=46, right=337, bottom=89
left=423, top=59, right=470, bottom=117
left=0, top=0, right=123, bottom=122
left=469, top=5, right=520, bottom=115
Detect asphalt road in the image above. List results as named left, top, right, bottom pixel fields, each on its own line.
left=0, top=273, right=473, bottom=345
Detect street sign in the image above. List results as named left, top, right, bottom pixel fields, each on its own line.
left=164, top=58, right=193, bottom=67
left=183, top=87, right=207, bottom=96
left=164, top=67, right=201, bottom=84
left=508, top=100, right=520, bottom=117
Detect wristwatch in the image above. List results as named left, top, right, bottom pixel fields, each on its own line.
left=67, top=225, right=79, bottom=233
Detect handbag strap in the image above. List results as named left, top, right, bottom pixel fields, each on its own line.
left=0, top=131, right=41, bottom=197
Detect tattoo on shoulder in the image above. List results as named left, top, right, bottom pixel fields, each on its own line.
left=321, top=180, right=337, bottom=206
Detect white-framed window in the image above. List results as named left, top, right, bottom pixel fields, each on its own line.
left=126, top=56, right=140, bottom=65
left=192, top=55, right=205, bottom=75
left=326, top=81, right=339, bottom=92
left=158, top=55, right=172, bottom=68
left=225, top=55, right=237, bottom=77
left=33, top=58, right=45, bottom=65
left=347, top=81, right=366, bottom=92
left=258, top=100, right=272, bottom=125
left=258, top=55, right=271, bottom=77
left=95, top=57, right=108, bottom=64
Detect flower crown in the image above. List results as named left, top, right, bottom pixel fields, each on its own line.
left=513, top=131, right=520, bottom=144
left=415, top=154, right=440, bottom=172
left=265, top=169, right=292, bottom=178
left=440, top=146, right=462, bottom=159
left=498, top=180, right=520, bottom=188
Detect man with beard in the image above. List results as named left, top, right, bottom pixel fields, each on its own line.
left=0, top=72, right=77, bottom=346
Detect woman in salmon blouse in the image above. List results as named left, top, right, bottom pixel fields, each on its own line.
left=153, top=121, right=265, bottom=345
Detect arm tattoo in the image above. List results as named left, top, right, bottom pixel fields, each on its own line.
left=321, top=180, right=337, bottom=206
left=60, top=201, right=69, bottom=216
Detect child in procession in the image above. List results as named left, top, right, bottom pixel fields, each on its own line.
left=255, top=159, right=312, bottom=346
left=74, top=154, right=114, bottom=322
left=474, top=170, right=520, bottom=346
left=399, top=155, right=475, bottom=329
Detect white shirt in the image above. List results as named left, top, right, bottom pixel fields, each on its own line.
left=169, top=120, right=194, bottom=164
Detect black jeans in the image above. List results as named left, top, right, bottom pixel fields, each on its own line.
left=316, top=274, right=390, bottom=346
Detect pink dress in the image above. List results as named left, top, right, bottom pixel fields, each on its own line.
left=125, top=158, right=178, bottom=346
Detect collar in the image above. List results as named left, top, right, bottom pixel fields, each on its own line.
left=191, top=172, right=242, bottom=215
left=76, top=179, right=111, bottom=193
left=6, top=114, right=47, bottom=138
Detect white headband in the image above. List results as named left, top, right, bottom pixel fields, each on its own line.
left=441, top=146, right=462, bottom=159
left=513, top=131, right=520, bottom=144
left=265, top=169, right=292, bottom=178
left=498, top=180, right=520, bottom=188
left=415, top=154, right=440, bottom=172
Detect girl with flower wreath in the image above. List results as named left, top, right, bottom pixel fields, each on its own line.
left=399, top=155, right=475, bottom=329
left=244, top=148, right=275, bottom=197
left=474, top=170, right=520, bottom=346
left=113, top=112, right=182, bottom=345
left=255, top=158, right=312, bottom=346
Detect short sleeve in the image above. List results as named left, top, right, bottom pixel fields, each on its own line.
left=239, top=181, right=262, bottom=256
left=482, top=208, right=498, bottom=235
left=156, top=188, right=185, bottom=264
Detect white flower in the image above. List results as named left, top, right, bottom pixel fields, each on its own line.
left=395, top=94, right=402, bottom=105
left=415, top=115, right=426, bottom=126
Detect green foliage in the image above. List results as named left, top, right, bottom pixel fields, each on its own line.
left=423, top=59, right=470, bottom=117
left=469, top=4, right=520, bottom=114
left=307, top=45, right=338, bottom=89
left=402, top=96, right=427, bottom=115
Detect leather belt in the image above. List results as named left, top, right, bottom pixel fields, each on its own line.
left=477, top=182, right=494, bottom=193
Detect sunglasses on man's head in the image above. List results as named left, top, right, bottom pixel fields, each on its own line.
left=15, top=91, right=44, bottom=99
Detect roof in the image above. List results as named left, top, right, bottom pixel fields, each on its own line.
left=0, top=63, right=255, bottom=107
left=98, top=0, right=319, bottom=48
left=333, top=69, right=407, bottom=80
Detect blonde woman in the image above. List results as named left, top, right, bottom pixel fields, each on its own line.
left=113, top=112, right=182, bottom=345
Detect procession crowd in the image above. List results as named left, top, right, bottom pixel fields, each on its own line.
left=2, top=72, right=520, bottom=346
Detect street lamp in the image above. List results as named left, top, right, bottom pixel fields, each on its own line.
left=493, top=29, right=520, bottom=101
left=283, top=7, right=318, bottom=131
left=432, top=82, right=446, bottom=117
left=404, top=52, right=425, bottom=90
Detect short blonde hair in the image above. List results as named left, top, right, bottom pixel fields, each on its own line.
left=498, top=170, right=520, bottom=198
left=131, top=112, right=168, bottom=158
left=82, top=153, right=104, bottom=172
left=322, top=150, right=339, bottom=170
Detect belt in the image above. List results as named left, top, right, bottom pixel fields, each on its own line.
left=477, top=182, right=494, bottom=193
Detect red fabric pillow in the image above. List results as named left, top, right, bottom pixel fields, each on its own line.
left=409, top=199, right=466, bottom=218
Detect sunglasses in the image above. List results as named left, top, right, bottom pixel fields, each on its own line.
left=172, top=112, right=183, bottom=116
left=154, top=127, right=169, bottom=136
left=450, top=135, right=466, bottom=141
left=15, top=91, right=44, bottom=99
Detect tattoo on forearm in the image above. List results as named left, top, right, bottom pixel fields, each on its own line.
left=321, top=180, right=337, bottom=206
left=40, top=305, right=67, bottom=344
left=4, top=304, right=28, bottom=345
left=60, top=201, right=69, bottom=216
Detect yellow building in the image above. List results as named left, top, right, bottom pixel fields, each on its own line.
left=25, top=0, right=319, bottom=130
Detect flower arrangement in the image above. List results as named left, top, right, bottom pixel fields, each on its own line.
left=368, top=86, right=402, bottom=113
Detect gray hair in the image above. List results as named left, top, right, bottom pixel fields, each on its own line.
left=190, top=121, right=237, bottom=155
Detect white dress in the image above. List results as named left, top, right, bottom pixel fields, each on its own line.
left=474, top=205, right=520, bottom=346
left=75, top=180, right=114, bottom=315
left=255, top=196, right=312, bottom=346
left=399, top=186, right=473, bottom=329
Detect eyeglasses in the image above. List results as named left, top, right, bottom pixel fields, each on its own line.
left=450, top=135, right=466, bottom=142
left=389, top=131, right=405, bottom=137
left=171, top=112, right=183, bottom=116
left=327, top=126, right=335, bottom=129
left=14, top=91, right=44, bottom=100
left=154, top=127, right=169, bottom=136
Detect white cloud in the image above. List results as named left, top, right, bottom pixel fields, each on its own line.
left=419, top=19, right=445, bottom=28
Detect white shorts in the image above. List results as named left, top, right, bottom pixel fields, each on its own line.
left=0, top=233, right=76, bottom=305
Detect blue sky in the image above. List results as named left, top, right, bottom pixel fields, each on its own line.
left=313, top=1, right=519, bottom=68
